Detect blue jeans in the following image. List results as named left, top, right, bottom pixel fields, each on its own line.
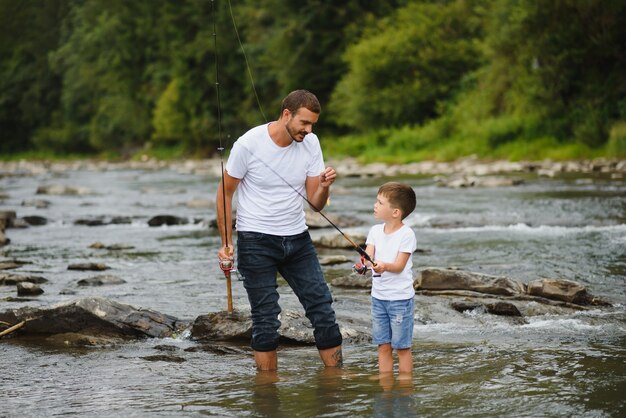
left=371, top=297, right=414, bottom=349
left=237, top=230, right=342, bottom=352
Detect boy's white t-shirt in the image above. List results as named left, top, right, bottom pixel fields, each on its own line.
left=366, top=223, right=417, bottom=300
left=226, top=123, right=325, bottom=236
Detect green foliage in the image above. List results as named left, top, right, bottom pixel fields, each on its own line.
left=31, top=118, right=92, bottom=154
left=152, top=79, right=187, bottom=144
left=476, top=0, right=626, bottom=146
left=329, top=0, right=484, bottom=130
left=607, top=122, right=626, bottom=158
left=1, top=0, right=624, bottom=160
left=0, top=0, right=68, bottom=153
left=132, top=142, right=188, bottom=161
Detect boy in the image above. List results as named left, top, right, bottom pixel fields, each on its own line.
left=355, top=182, right=417, bottom=374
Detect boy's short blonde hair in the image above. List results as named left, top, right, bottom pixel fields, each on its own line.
left=378, top=182, right=416, bottom=220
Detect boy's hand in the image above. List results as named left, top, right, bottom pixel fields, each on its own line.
left=372, top=261, right=385, bottom=274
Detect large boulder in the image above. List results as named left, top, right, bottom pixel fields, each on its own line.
left=416, top=268, right=527, bottom=296
left=191, top=307, right=370, bottom=345
left=305, top=210, right=363, bottom=229
left=331, top=274, right=372, bottom=289
left=0, top=297, right=187, bottom=339
left=313, top=232, right=366, bottom=249
left=526, top=278, right=608, bottom=305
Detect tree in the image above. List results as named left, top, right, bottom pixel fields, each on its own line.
left=480, top=0, right=626, bottom=146
left=0, top=0, right=69, bottom=153
left=329, top=0, right=484, bottom=131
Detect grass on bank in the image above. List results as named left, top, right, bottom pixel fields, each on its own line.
left=323, top=120, right=626, bottom=164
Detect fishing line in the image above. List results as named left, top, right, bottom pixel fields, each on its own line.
left=227, top=0, right=267, bottom=123
left=218, top=0, right=375, bottom=265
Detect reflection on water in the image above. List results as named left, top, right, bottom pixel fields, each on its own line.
left=1, top=166, right=625, bottom=416
left=1, top=335, right=625, bottom=416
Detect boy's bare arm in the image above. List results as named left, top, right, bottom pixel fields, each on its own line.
left=372, top=251, right=411, bottom=274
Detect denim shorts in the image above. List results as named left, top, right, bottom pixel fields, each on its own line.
left=237, top=230, right=342, bottom=352
left=371, top=297, right=414, bottom=349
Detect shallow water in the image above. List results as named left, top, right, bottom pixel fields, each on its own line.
left=1, top=163, right=625, bottom=417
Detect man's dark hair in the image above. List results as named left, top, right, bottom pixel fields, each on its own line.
left=281, top=90, right=321, bottom=115
left=378, top=182, right=416, bottom=220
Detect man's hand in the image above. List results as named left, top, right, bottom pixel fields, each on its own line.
left=319, top=167, right=336, bottom=188
left=218, top=245, right=234, bottom=264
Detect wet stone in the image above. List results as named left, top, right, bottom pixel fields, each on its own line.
left=191, top=307, right=370, bottom=345
left=17, top=282, right=44, bottom=296
left=313, top=232, right=367, bottom=249
left=331, top=274, right=372, bottom=289
left=141, top=354, right=186, bottom=363
left=36, top=184, right=94, bottom=196
left=0, top=297, right=187, bottom=339
left=68, top=262, right=110, bottom=271
left=45, top=332, right=125, bottom=348
left=153, top=344, right=181, bottom=352
left=319, top=255, right=350, bottom=266
left=451, top=301, right=522, bottom=317
left=185, top=343, right=252, bottom=356
left=0, top=273, right=48, bottom=285
left=148, top=215, right=189, bottom=226
left=22, top=216, right=48, bottom=226
left=77, top=275, right=126, bottom=286
left=21, top=199, right=51, bottom=209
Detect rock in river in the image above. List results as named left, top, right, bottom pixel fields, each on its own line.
left=416, top=268, right=527, bottom=296
left=0, top=297, right=187, bottom=339
left=191, top=306, right=370, bottom=345
left=68, top=262, right=110, bottom=271
left=77, top=275, right=126, bottom=286
left=16, top=282, right=44, bottom=296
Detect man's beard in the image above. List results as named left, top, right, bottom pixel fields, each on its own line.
left=285, top=120, right=306, bottom=142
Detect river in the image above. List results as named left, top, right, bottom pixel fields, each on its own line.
left=1, top=160, right=624, bottom=417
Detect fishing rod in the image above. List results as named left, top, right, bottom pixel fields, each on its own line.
left=212, top=0, right=233, bottom=313
left=218, top=0, right=376, bottom=267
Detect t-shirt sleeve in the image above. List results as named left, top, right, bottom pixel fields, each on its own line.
left=399, top=228, right=417, bottom=254
left=366, top=224, right=379, bottom=246
left=305, top=135, right=325, bottom=177
left=225, top=140, right=248, bottom=179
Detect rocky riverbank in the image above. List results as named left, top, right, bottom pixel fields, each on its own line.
left=0, top=156, right=624, bottom=179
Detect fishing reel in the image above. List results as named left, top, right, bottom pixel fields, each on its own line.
left=220, top=258, right=234, bottom=274
left=352, top=256, right=369, bottom=275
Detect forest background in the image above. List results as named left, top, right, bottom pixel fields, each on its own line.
left=1, top=0, right=625, bottom=163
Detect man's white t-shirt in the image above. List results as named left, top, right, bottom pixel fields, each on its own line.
left=366, top=223, right=417, bottom=300
left=226, top=123, right=325, bottom=236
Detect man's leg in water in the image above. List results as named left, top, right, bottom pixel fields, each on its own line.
left=279, top=232, right=343, bottom=366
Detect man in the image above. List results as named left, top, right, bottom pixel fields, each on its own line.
left=216, top=90, right=343, bottom=371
